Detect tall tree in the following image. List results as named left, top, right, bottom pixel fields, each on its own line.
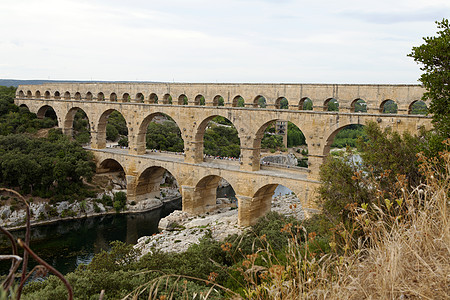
left=409, top=19, right=450, bottom=137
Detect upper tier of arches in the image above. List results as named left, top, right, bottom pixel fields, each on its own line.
left=16, top=83, right=428, bottom=115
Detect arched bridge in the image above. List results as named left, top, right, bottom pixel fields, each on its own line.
left=15, top=83, right=432, bottom=225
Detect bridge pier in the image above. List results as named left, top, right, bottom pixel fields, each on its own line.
left=237, top=192, right=271, bottom=227
left=240, top=147, right=261, bottom=171
left=181, top=185, right=216, bottom=214
left=90, top=131, right=106, bottom=149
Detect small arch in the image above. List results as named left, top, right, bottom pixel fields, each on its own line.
left=409, top=100, right=428, bottom=115
left=178, top=94, right=188, bottom=105
left=135, top=167, right=180, bottom=202
left=19, top=104, right=29, bottom=111
left=298, top=97, right=313, bottom=110
left=148, top=93, right=158, bottom=104
left=26, top=90, right=32, bottom=98
left=35, top=90, right=41, bottom=99
left=54, top=91, right=61, bottom=99
left=324, top=98, right=339, bottom=111
left=351, top=99, right=367, bottom=113
left=110, top=93, right=117, bottom=102
left=74, top=92, right=81, bottom=100
left=275, top=97, right=289, bottom=109
left=195, top=94, right=205, bottom=106
left=122, top=93, right=130, bottom=102
left=135, top=93, right=144, bottom=103
left=254, top=95, right=267, bottom=108
left=232, top=95, right=245, bottom=107
left=97, top=92, right=105, bottom=101
left=163, top=94, right=172, bottom=104
left=86, top=92, right=93, bottom=101
left=64, top=91, right=71, bottom=100
left=213, top=95, right=224, bottom=106
left=18, top=90, right=25, bottom=98
left=44, top=91, right=51, bottom=99
left=380, top=99, right=398, bottom=114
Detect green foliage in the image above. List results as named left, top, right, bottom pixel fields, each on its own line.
left=382, top=100, right=398, bottom=113
left=409, top=18, right=450, bottom=138
left=146, top=120, right=183, bottom=151
left=327, top=99, right=339, bottom=111
left=331, top=124, right=366, bottom=148
left=261, top=133, right=283, bottom=150
left=0, top=131, right=96, bottom=198
left=106, top=111, right=127, bottom=142
left=279, top=98, right=288, bottom=109
left=287, top=122, right=306, bottom=147
left=204, top=123, right=240, bottom=157
left=113, top=191, right=127, bottom=212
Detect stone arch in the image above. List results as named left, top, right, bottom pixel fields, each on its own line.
left=36, top=105, right=59, bottom=125
left=63, top=107, right=91, bottom=143
left=64, top=91, right=71, bottom=100
left=275, top=97, right=289, bottom=109
left=148, top=93, right=158, bottom=104
left=35, top=90, right=41, bottom=99
left=110, top=92, right=117, bottom=102
left=97, top=92, right=105, bottom=101
left=122, top=93, right=130, bottom=102
left=19, top=104, right=29, bottom=110
left=408, top=100, right=428, bottom=115
left=135, top=112, right=184, bottom=154
left=187, top=175, right=237, bottom=214
left=135, top=93, right=144, bottom=103
left=380, top=99, right=398, bottom=114
left=54, top=91, right=61, bottom=100
left=254, top=95, right=267, bottom=108
left=213, top=95, right=224, bottom=106
left=86, top=92, right=93, bottom=101
left=178, top=94, right=188, bottom=105
left=196, top=115, right=241, bottom=160
left=44, top=91, right=51, bottom=99
left=351, top=98, right=367, bottom=113
left=96, top=109, right=129, bottom=149
left=232, top=95, right=245, bottom=107
left=26, top=90, right=32, bottom=98
left=298, top=97, right=313, bottom=110
left=74, top=92, right=81, bottom=100
left=195, top=94, right=205, bottom=106
left=323, top=123, right=366, bottom=156
left=18, top=90, right=25, bottom=98
left=97, top=158, right=126, bottom=175
left=163, top=94, right=172, bottom=104
left=324, top=98, right=339, bottom=111
left=134, top=166, right=180, bottom=202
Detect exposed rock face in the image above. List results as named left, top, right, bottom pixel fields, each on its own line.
left=261, top=154, right=298, bottom=166
left=134, top=193, right=305, bottom=255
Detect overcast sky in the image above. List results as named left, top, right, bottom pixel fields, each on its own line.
left=1, top=0, right=449, bottom=84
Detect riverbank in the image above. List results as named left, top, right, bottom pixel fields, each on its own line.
left=0, top=188, right=181, bottom=231
left=135, top=193, right=305, bottom=255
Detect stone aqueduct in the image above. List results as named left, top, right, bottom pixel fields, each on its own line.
left=15, top=83, right=432, bottom=225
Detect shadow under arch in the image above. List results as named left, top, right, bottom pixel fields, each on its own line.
left=196, top=115, right=241, bottom=160
left=96, top=109, right=129, bottom=149
left=323, top=123, right=366, bottom=156
left=134, top=166, right=180, bottom=202
left=36, top=105, right=59, bottom=125
left=188, top=175, right=237, bottom=214
left=248, top=183, right=304, bottom=224
left=135, top=112, right=184, bottom=154
left=96, top=158, right=127, bottom=192
left=64, top=107, right=91, bottom=144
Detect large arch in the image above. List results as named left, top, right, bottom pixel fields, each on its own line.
left=186, top=175, right=237, bottom=214
left=134, top=166, right=180, bottom=202
left=36, top=105, right=59, bottom=125
left=95, top=109, right=129, bottom=149
left=135, top=112, right=184, bottom=155
left=63, top=107, right=91, bottom=144
left=323, top=123, right=366, bottom=156
left=97, top=158, right=126, bottom=175
left=197, top=115, right=241, bottom=160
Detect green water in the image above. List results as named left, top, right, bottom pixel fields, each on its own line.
left=0, top=199, right=181, bottom=275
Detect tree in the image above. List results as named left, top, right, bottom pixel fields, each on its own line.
left=409, top=18, right=450, bottom=137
